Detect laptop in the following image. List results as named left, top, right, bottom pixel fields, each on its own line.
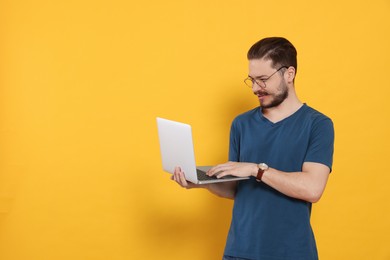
left=156, top=117, right=249, bottom=184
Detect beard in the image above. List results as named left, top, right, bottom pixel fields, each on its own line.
left=257, top=80, right=289, bottom=109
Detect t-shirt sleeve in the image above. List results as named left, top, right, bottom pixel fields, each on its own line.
left=304, top=117, right=335, bottom=171
left=228, top=119, right=240, bottom=162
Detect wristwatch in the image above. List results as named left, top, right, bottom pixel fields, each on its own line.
left=256, top=163, right=269, bottom=182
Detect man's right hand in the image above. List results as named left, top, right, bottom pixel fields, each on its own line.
left=171, top=166, right=198, bottom=189
left=171, top=166, right=237, bottom=199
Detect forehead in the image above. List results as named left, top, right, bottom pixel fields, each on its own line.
left=248, top=58, right=274, bottom=77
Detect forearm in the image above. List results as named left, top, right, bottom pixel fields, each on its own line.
left=260, top=163, right=330, bottom=203
left=208, top=161, right=329, bottom=203
left=246, top=164, right=321, bottom=202
left=203, top=181, right=237, bottom=200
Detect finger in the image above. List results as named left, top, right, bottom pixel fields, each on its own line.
left=172, top=166, right=182, bottom=181
left=172, top=171, right=186, bottom=187
left=208, top=164, right=234, bottom=176
left=178, top=172, right=188, bottom=187
left=173, top=172, right=180, bottom=183
left=207, top=164, right=226, bottom=176
left=216, top=170, right=234, bottom=179
left=174, top=166, right=182, bottom=174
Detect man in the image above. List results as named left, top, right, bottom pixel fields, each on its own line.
left=172, top=37, right=334, bottom=260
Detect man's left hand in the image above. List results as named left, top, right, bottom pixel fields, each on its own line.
left=207, top=161, right=257, bottom=179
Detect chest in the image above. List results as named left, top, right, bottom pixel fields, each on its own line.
left=238, top=120, right=312, bottom=170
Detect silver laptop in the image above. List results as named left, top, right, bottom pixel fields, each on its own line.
left=156, top=117, right=249, bottom=184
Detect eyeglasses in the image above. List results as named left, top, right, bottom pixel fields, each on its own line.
left=244, top=66, right=288, bottom=88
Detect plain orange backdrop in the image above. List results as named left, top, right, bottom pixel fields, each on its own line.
left=1, top=0, right=389, bottom=259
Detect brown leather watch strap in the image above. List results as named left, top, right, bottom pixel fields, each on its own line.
left=256, top=168, right=265, bottom=182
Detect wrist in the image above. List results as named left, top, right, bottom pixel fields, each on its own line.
left=252, top=163, right=259, bottom=177
left=256, top=163, right=269, bottom=182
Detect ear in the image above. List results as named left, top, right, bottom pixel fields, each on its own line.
left=285, top=66, right=296, bottom=84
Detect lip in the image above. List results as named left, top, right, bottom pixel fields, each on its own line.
left=256, top=92, right=269, bottom=102
left=256, top=92, right=268, bottom=98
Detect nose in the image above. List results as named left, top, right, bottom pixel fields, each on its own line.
left=251, top=80, right=262, bottom=92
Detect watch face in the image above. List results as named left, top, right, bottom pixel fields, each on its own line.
left=259, top=163, right=268, bottom=170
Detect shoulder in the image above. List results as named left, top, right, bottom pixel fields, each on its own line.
left=229, top=107, right=261, bottom=136
left=301, top=105, right=334, bottom=140
left=302, top=104, right=333, bottom=126
left=232, top=107, right=260, bottom=125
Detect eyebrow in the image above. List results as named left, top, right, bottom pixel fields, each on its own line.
left=248, top=75, right=268, bottom=79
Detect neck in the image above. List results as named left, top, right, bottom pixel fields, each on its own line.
left=262, top=90, right=303, bottom=123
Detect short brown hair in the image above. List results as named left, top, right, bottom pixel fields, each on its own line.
left=247, top=37, right=297, bottom=73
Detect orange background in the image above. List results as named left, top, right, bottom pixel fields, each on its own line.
left=1, top=0, right=390, bottom=259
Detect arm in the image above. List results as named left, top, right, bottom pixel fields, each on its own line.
left=262, top=162, right=329, bottom=203
left=207, top=161, right=330, bottom=203
left=172, top=167, right=237, bottom=199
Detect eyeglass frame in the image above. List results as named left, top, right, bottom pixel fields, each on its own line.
left=244, top=66, right=288, bottom=89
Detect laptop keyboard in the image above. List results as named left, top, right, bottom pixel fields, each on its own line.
left=196, top=169, right=218, bottom=181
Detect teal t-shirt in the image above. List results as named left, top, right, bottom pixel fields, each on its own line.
left=224, top=104, right=334, bottom=260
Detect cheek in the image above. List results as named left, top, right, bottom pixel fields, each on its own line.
left=276, top=81, right=288, bottom=93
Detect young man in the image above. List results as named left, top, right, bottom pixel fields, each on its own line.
left=172, top=37, right=334, bottom=260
